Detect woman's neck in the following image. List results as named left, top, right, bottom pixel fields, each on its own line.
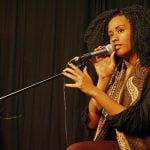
left=124, top=53, right=139, bottom=69
left=123, top=53, right=139, bottom=81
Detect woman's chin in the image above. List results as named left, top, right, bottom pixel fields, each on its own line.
left=115, top=51, right=125, bottom=57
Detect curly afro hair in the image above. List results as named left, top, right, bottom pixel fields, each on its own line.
left=84, top=4, right=150, bottom=67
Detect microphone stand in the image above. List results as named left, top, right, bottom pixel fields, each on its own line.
left=0, top=73, right=63, bottom=101
left=0, top=59, right=88, bottom=101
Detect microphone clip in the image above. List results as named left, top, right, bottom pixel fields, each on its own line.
left=69, top=57, right=88, bottom=70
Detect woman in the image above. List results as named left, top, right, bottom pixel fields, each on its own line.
left=62, top=4, right=150, bottom=150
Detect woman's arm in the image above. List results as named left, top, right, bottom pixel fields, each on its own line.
left=62, top=62, right=126, bottom=115
left=87, top=77, right=112, bottom=129
left=107, top=74, right=150, bottom=137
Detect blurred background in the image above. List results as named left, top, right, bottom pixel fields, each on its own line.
left=0, top=0, right=149, bottom=150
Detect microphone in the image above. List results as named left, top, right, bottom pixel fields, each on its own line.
left=71, top=44, right=115, bottom=62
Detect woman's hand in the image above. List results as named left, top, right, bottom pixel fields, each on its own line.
left=91, top=46, right=116, bottom=78
left=62, top=63, right=96, bottom=96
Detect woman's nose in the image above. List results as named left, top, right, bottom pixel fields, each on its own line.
left=111, top=34, right=119, bottom=42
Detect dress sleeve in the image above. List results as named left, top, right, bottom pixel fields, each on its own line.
left=106, top=75, right=150, bottom=138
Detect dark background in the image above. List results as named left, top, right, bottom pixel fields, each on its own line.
left=0, top=0, right=149, bottom=150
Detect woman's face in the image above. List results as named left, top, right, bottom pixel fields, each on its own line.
left=108, top=15, right=132, bottom=58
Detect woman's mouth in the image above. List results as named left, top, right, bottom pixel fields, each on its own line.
left=115, top=44, right=121, bottom=50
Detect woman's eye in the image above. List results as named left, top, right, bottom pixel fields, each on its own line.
left=108, top=34, right=113, bottom=37
left=118, top=29, right=124, bottom=33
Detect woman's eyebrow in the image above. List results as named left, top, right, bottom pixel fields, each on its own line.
left=108, top=25, right=126, bottom=33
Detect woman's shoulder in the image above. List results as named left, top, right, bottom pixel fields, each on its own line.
left=142, top=69, right=150, bottom=92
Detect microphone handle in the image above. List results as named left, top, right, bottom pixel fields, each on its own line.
left=81, top=49, right=107, bottom=60
left=73, top=49, right=107, bottom=62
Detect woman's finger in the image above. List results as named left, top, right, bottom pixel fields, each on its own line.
left=67, top=63, right=83, bottom=75
left=62, top=71, right=77, bottom=81
left=83, top=66, right=91, bottom=81
left=63, top=67, right=79, bottom=77
left=110, top=52, right=116, bottom=67
left=64, top=83, right=78, bottom=88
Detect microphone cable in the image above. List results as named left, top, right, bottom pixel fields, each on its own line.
left=62, top=59, right=88, bottom=147
left=63, top=63, right=69, bottom=146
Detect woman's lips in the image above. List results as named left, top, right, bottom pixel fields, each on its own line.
left=115, top=44, right=121, bottom=50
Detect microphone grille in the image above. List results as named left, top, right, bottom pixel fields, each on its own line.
left=106, top=44, right=115, bottom=54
